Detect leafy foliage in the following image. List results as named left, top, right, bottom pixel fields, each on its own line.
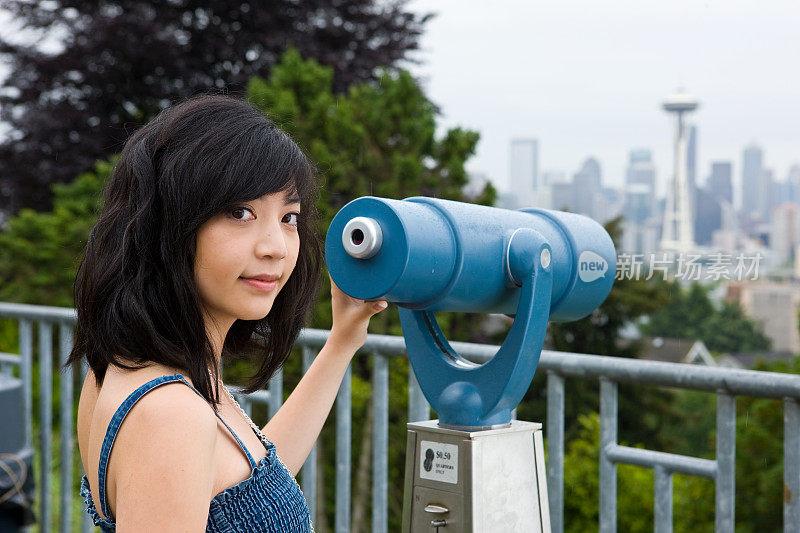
left=640, top=280, right=771, bottom=353
left=0, top=0, right=431, bottom=213
left=0, top=159, right=110, bottom=306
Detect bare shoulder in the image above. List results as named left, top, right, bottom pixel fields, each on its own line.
left=110, top=377, right=218, bottom=474
left=100, top=369, right=220, bottom=528
left=115, top=376, right=216, bottom=434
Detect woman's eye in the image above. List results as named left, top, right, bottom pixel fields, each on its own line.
left=283, top=212, right=300, bottom=226
left=229, top=206, right=255, bottom=221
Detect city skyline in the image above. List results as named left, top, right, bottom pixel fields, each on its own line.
left=405, top=0, right=799, bottom=198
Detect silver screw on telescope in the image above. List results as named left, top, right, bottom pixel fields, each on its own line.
left=342, top=217, right=383, bottom=259
left=540, top=248, right=551, bottom=269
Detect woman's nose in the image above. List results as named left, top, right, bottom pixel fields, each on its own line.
left=256, top=224, right=288, bottom=259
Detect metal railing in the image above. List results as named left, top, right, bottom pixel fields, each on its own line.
left=1, top=300, right=800, bottom=532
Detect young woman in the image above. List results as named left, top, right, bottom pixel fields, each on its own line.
left=67, top=94, right=387, bottom=532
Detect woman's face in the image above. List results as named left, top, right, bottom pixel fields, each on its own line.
left=194, top=188, right=302, bottom=331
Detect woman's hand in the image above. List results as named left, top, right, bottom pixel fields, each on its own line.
left=328, top=274, right=388, bottom=354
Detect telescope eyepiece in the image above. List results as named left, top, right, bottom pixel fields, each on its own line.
left=342, top=217, right=383, bottom=259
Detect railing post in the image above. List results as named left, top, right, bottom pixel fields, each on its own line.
left=38, top=321, right=53, bottom=533
left=600, top=378, right=618, bottom=533
left=301, top=346, right=318, bottom=525
left=372, top=353, right=389, bottom=533
left=407, top=365, right=429, bottom=423
left=268, top=367, right=283, bottom=419
left=20, top=319, right=32, bottom=448
left=547, top=371, right=565, bottom=533
left=81, top=360, right=92, bottom=533
left=784, top=398, right=800, bottom=532
left=335, top=362, right=352, bottom=533
left=716, top=393, right=736, bottom=532
left=59, top=323, right=74, bottom=533
left=654, top=465, right=673, bottom=533
left=81, top=461, right=92, bottom=533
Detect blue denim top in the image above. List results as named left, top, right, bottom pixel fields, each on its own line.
left=80, top=374, right=312, bottom=532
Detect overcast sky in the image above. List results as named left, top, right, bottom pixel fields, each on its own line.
left=404, top=0, right=799, bottom=200
left=2, top=2, right=798, bottom=200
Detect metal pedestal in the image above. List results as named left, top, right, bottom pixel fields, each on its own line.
left=402, top=419, right=550, bottom=532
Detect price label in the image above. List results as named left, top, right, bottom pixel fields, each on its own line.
left=419, top=440, right=458, bottom=484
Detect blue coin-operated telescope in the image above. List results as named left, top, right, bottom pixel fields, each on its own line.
left=326, top=196, right=616, bottom=532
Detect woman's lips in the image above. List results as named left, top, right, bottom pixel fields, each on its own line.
left=239, top=277, right=278, bottom=291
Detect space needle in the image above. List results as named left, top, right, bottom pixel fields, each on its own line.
left=660, top=89, right=699, bottom=256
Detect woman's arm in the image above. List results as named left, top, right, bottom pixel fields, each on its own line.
left=262, top=279, right=387, bottom=476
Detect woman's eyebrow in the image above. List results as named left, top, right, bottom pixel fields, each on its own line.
left=284, top=195, right=302, bottom=205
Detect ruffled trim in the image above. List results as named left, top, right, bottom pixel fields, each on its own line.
left=212, top=448, right=278, bottom=505
left=80, top=475, right=115, bottom=530
left=209, top=447, right=312, bottom=532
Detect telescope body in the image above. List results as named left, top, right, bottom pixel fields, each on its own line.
left=327, top=196, right=616, bottom=428
left=326, top=196, right=615, bottom=321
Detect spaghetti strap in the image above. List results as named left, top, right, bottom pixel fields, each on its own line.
left=95, top=374, right=257, bottom=521
left=172, top=375, right=259, bottom=469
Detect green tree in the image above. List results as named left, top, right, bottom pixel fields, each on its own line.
left=0, top=159, right=110, bottom=306
left=640, top=281, right=771, bottom=354
left=701, top=301, right=771, bottom=353
left=562, top=411, right=715, bottom=532
left=0, top=0, right=430, bottom=213
left=634, top=359, right=799, bottom=532
left=684, top=282, right=715, bottom=340
left=639, top=278, right=690, bottom=339
left=733, top=357, right=800, bottom=532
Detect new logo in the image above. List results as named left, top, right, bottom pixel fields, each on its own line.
left=578, top=251, right=608, bottom=282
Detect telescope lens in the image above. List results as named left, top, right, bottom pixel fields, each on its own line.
left=342, top=217, right=383, bottom=259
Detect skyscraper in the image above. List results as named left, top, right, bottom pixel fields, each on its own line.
left=694, top=188, right=722, bottom=246
left=742, top=144, right=763, bottom=217
left=572, top=157, right=602, bottom=220
left=550, top=182, right=574, bottom=213
left=509, top=139, right=538, bottom=208
left=622, top=149, right=657, bottom=254
left=770, top=203, right=800, bottom=266
left=788, top=164, right=800, bottom=203
left=625, top=149, right=656, bottom=224
left=708, top=161, right=733, bottom=205
left=760, top=168, right=779, bottom=223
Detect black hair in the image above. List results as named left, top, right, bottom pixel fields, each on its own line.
left=66, top=94, right=321, bottom=404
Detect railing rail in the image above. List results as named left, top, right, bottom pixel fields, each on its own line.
left=1, top=301, right=799, bottom=532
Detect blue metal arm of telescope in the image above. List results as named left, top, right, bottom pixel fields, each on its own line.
left=399, top=228, right=553, bottom=428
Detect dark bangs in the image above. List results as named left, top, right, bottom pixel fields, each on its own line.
left=66, top=94, right=321, bottom=404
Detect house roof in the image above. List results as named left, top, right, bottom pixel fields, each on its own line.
left=720, top=350, right=795, bottom=369
left=640, top=337, right=715, bottom=366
